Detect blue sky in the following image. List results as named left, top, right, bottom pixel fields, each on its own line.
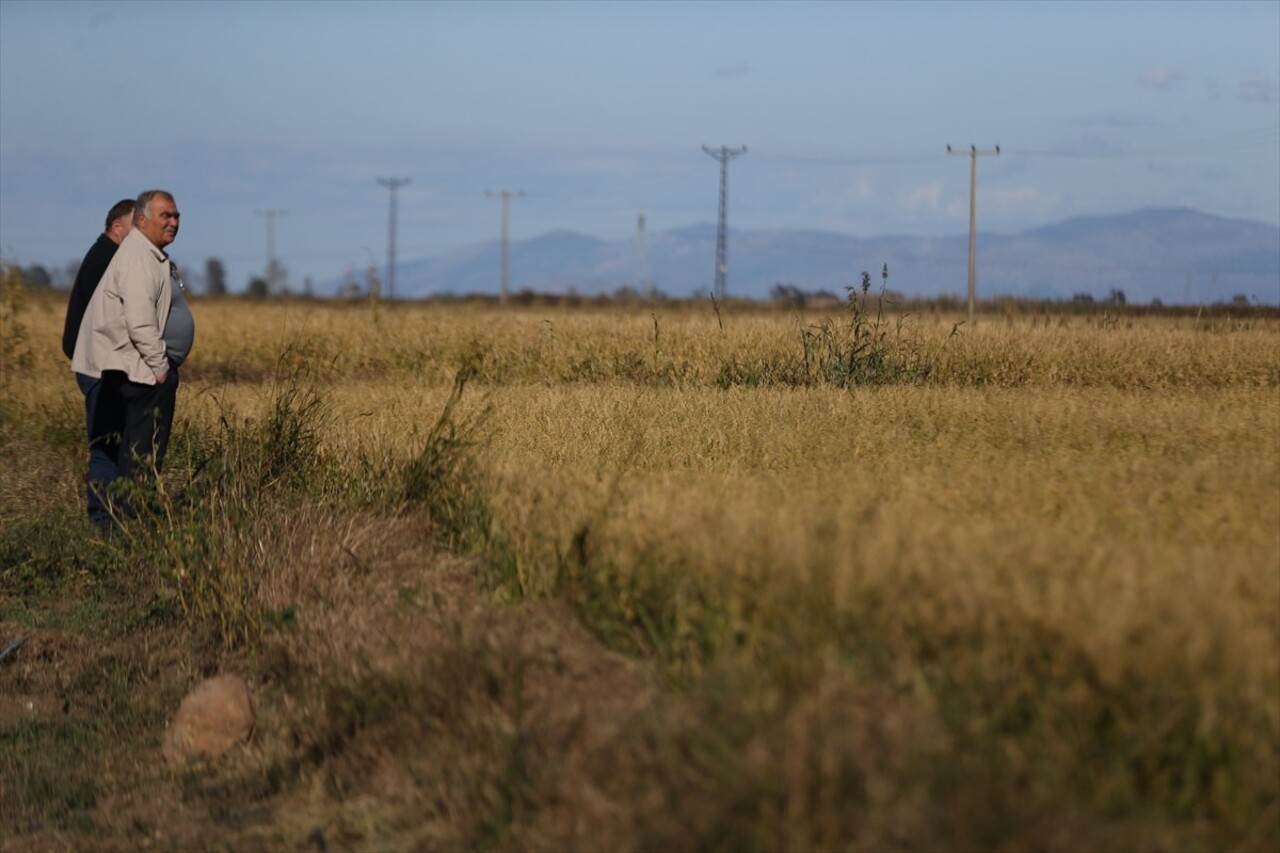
left=1, top=0, right=1277, bottom=293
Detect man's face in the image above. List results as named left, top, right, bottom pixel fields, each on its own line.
left=138, top=196, right=180, bottom=248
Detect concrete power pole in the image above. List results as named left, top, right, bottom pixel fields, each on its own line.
left=946, top=145, right=999, bottom=323
left=486, top=190, right=524, bottom=305
left=702, top=145, right=747, bottom=301
left=636, top=212, right=652, bottom=298
left=255, top=209, right=286, bottom=294
left=377, top=177, right=410, bottom=300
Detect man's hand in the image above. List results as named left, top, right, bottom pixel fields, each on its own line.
left=155, top=370, right=168, bottom=385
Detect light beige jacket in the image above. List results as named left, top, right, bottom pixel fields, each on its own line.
left=72, top=228, right=173, bottom=384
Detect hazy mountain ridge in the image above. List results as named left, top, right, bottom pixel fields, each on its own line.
left=337, top=208, right=1279, bottom=304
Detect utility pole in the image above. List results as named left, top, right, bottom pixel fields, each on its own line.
left=702, top=144, right=747, bottom=301
left=255, top=209, right=286, bottom=294
left=636, top=212, right=652, bottom=298
left=946, top=144, right=999, bottom=323
left=376, top=177, right=410, bottom=300
left=486, top=189, right=524, bottom=305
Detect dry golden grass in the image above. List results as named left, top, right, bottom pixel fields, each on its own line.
left=3, top=287, right=1279, bottom=849
left=14, top=293, right=1273, bottom=389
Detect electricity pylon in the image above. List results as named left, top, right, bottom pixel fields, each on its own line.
left=255, top=209, right=286, bottom=294
left=377, top=177, right=410, bottom=300
left=702, top=145, right=747, bottom=301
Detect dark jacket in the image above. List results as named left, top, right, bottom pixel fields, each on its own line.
left=61, top=233, right=121, bottom=360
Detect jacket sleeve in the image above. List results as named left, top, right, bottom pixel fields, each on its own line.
left=61, top=239, right=113, bottom=360
left=118, top=251, right=169, bottom=377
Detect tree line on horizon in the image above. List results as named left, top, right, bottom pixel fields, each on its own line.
left=5, top=256, right=1271, bottom=315
left=7, top=256, right=317, bottom=301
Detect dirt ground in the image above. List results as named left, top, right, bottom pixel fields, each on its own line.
left=1, top=515, right=670, bottom=851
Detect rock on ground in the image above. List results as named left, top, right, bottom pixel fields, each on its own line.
left=164, top=674, right=254, bottom=764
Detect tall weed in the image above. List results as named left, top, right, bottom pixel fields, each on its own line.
left=802, top=269, right=961, bottom=387
left=717, top=268, right=960, bottom=388
left=124, top=352, right=340, bottom=647
left=401, top=353, right=494, bottom=553
left=0, top=261, right=32, bottom=381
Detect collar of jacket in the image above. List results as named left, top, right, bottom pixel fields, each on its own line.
left=124, top=227, right=170, bottom=263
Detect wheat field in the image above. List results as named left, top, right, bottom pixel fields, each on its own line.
left=2, top=283, right=1278, bottom=850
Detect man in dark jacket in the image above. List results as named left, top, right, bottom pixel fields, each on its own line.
left=62, top=199, right=134, bottom=529
left=62, top=199, right=135, bottom=359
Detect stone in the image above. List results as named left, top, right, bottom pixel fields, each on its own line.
left=164, top=674, right=254, bottom=764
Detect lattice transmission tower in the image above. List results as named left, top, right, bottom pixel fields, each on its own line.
left=702, top=144, right=747, bottom=301
left=255, top=208, right=286, bottom=295
left=376, top=177, right=410, bottom=300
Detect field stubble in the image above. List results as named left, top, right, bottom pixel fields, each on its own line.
left=2, top=291, right=1278, bottom=850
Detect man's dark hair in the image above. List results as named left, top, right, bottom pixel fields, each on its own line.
left=105, top=199, right=135, bottom=230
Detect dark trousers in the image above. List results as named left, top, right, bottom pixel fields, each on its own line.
left=87, top=366, right=179, bottom=524
left=77, top=372, right=121, bottom=527
left=116, top=366, right=180, bottom=481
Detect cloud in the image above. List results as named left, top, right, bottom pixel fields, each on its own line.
left=898, top=181, right=1058, bottom=223
left=812, top=176, right=877, bottom=211
left=983, top=186, right=1060, bottom=218
left=1072, top=113, right=1162, bottom=130
left=713, top=61, right=752, bottom=78
left=901, top=181, right=943, bottom=214
left=899, top=181, right=966, bottom=220
left=87, top=7, right=116, bottom=28
left=1137, top=67, right=1185, bottom=90
left=1145, top=161, right=1233, bottom=183
left=549, top=155, right=648, bottom=178
left=1240, top=70, right=1278, bottom=104
left=1053, top=132, right=1130, bottom=157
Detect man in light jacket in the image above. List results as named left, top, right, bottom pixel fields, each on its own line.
left=72, top=189, right=194, bottom=524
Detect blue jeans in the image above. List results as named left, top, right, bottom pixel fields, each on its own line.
left=77, top=372, right=122, bottom=528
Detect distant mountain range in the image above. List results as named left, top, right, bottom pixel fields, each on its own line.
left=327, top=208, right=1280, bottom=305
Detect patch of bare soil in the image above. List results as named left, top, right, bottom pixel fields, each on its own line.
left=2, top=514, right=663, bottom=851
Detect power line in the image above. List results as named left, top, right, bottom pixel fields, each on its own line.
left=752, top=149, right=940, bottom=166
left=177, top=129, right=1277, bottom=294
left=947, top=144, right=1000, bottom=323
left=751, top=126, right=1278, bottom=166
left=486, top=189, right=525, bottom=304
left=377, top=177, right=410, bottom=300
left=1007, top=126, right=1280, bottom=159
left=703, top=144, right=747, bottom=300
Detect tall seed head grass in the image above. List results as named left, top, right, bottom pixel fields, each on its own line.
left=4, top=289, right=1277, bottom=849
left=0, top=261, right=33, bottom=380
left=401, top=353, right=494, bottom=553
left=800, top=266, right=961, bottom=387
left=122, top=352, right=343, bottom=648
